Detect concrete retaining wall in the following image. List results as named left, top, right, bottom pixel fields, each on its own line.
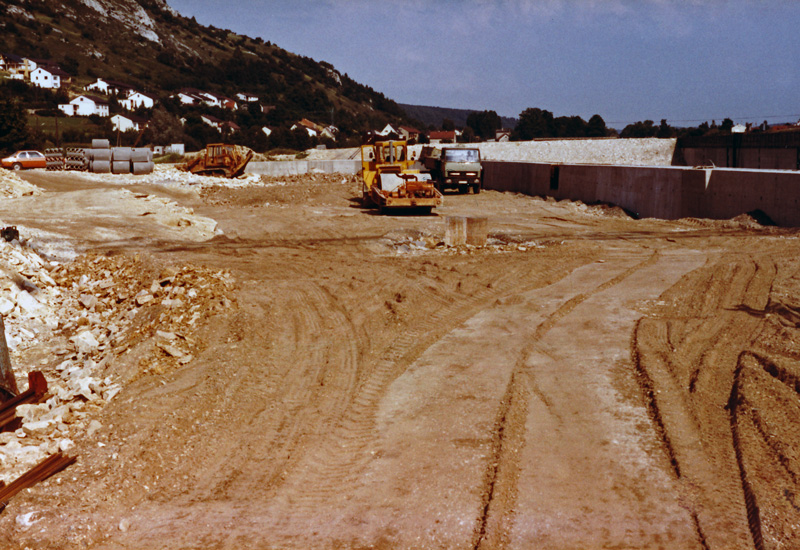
left=484, top=160, right=800, bottom=226
left=246, top=160, right=361, bottom=176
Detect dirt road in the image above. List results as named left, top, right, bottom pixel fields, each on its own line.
left=0, top=169, right=798, bottom=549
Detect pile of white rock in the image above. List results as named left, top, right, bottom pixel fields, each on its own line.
left=0, top=169, right=42, bottom=198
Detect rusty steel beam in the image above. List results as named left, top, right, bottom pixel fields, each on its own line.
left=0, top=452, right=76, bottom=510
left=0, top=371, right=48, bottom=432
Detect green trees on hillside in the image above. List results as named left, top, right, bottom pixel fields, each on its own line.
left=512, top=108, right=609, bottom=140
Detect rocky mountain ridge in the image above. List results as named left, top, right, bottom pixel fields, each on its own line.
left=1, top=0, right=412, bottom=141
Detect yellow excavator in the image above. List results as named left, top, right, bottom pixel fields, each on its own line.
left=360, top=139, right=442, bottom=213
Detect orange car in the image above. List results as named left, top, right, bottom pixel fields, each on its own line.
left=1, top=150, right=47, bottom=170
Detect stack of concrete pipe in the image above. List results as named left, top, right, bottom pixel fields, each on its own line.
left=44, top=148, right=64, bottom=171
left=65, top=148, right=89, bottom=171
left=87, top=139, right=154, bottom=175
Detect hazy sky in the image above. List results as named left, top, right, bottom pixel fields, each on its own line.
left=167, top=0, right=800, bottom=127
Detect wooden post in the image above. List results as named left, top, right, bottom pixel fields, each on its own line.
left=0, top=315, right=19, bottom=402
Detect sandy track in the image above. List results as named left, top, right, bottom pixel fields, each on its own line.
left=0, top=169, right=798, bottom=549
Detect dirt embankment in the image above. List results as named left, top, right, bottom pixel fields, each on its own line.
left=0, top=167, right=797, bottom=549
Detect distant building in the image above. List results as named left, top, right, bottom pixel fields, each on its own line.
left=58, top=95, right=110, bottom=117
left=30, top=65, right=70, bottom=89
left=85, top=78, right=134, bottom=96
left=377, top=123, right=401, bottom=137
left=398, top=126, right=421, bottom=141
left=427, top=130, right=457, bottom=144
left=201, top=114, right=240, bottom=132
left=0, top=53, right=24, bottom=73
left=495, top=129, right=512, bottom=142
left=111, top=113, right=147, bottom=132
left=120, top=91, right=156, bottom=110
left=236, top=92, right=259, bottom=103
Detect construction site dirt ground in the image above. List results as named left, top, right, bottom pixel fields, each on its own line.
left=1, top=168, right=799, bottom=549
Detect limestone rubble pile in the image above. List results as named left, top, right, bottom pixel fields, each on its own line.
left=77, top=164, right=264, bottom=190
left=0, top=168, right=43, bottom=198
left=0, top=239, right=236, bottom=485
left=303, top=138, right=678, bottom=167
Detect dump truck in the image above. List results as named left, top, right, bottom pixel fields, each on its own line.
left=360, top=140, right=442, bottom=212
left=181, top=144, right=253, bottom=178
left=420, top=146, right=482, bottom=194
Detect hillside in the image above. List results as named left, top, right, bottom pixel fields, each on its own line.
left=399, top=103, right=517, bottom=131
left=0, top=0, right=419, bottom=150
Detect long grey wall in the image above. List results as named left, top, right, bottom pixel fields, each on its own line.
left=484, top=160, right=800, bottom=226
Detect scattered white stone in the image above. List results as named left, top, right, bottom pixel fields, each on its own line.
left=15, top=512, right=39, bottom=529
left=16, top=290, right=42, bottom=314
left=72, top=330, right=100, bottom=354
left=86, top=420, right=102, bottom=437
left=79, top=294, right=98, bottom=309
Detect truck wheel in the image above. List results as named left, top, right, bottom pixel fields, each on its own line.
left=472, top=184, right=481, bottom=194
left=458, top=184, right=468, bottom=194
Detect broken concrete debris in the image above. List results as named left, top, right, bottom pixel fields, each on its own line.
left=0, top=169, right=42, bottom=199
left=0, top=230, right=236, bottom=488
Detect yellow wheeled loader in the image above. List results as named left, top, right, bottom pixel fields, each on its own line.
left=360, top=140, right=442, bottom=213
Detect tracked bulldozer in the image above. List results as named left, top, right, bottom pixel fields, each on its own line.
left=360, top=139, right=442, bottom=213
left=181, top=144, right=253, bottom=178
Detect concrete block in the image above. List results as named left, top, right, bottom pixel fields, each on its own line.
left=445, top=216, right=488, bottom=247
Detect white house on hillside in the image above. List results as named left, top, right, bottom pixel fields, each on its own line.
left=58, top=95, right=110, bottom=117
left=120, top=91, right=156, bottom=110
left=111, top=113, right=147, bottom=133
left=236, top=92, right=259, bottom=103
left=31, top=66, right=69, bottom=89
left=85, top=78, right=133, bottom=96
left=377, top=123, right=401, bottom=136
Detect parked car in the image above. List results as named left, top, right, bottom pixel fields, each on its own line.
left=1, top=150, right=47, bottom=170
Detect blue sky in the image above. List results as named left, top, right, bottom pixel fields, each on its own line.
left=167, top=0, right=800, bottom=127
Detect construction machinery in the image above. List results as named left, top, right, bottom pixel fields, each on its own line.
left=181, top=144, right=253, bottom=178
left=420, top=146, right=482, bottom=194
left=360, top=140, right=442, bottom=212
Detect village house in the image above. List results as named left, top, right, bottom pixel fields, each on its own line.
left=111, top=113, right=148, bottom=133
left=427, top=130, right=457, bottom=144
left=120, top=91, right=156, bottom=110
left=173, top=89, right=236, bottom=109
left=290, top=119, right=337, bottom=140
left=377, top=123, right=401, bottom=137
left=201, top=115, right=240, bottom=133
left=236, top=92, right=259, bottom=103
left=495, top=129, right=512, bottom=142
left=30, top=65, right=70, bottom=89
left=173, top=88, right=208, bottom=105
left=204, top=91, right=238, bottom=110
left=292, top=118, right=320, bottom=137
left=58, top=95, right=110, bottom=117
left=85, top=78, right=134, bottom=96
left=398, top=126, right=421, bottom=142
left=0, top=53, right=24, bottom=73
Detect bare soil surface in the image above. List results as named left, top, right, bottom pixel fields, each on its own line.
left=1, top=168, right=799, bottom=549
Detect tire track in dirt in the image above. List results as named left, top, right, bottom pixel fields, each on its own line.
left=475, top=251, right=663, bottom=550
left=500, top=250, right=709, bottom=549
left=632, top=253, right=780, bottom=549
left=275, top=256, right=592, bottom=513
